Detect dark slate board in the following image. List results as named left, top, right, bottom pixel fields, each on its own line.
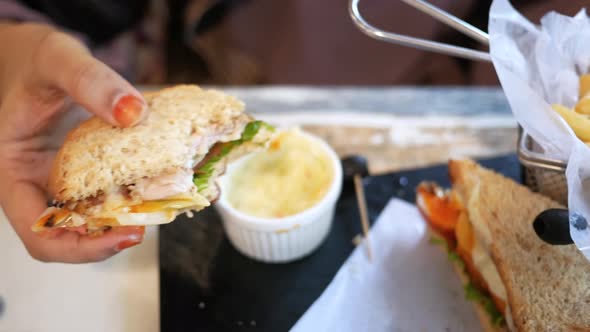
left=159, top=154, right=521, bottom=332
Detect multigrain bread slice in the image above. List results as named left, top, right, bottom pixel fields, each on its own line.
left=49, top=85, right=250, bottom=202
left=449, top=159, right=590, bottom=332
left=34, top=85, right=272, bottom=234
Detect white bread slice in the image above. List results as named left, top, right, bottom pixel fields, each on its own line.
left=449, top=159, right=590, bottom=332
left=49, top=85, right=250, bottom=202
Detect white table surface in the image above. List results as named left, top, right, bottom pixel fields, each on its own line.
left=0, top=209, right=159, bottom=332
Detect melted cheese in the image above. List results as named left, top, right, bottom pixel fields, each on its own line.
left=471, top=237, right=507, bottom=302
left=113, top=210, right=178, bottom=226
left=95, top=192, right=210, bottom=225
left=127, top=194, right=210, bottom=213
left=33, top=192, right=211, bottom=232
left=473, top=241, right=514, bottom=329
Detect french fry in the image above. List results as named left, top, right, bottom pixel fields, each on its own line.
left=575, top=96, right=590, bottom=115
left=579, top=74, right=590, bottom=98
left=552, top=104, right=590, bottom=141
left=575, top=74, right=590, bottom=114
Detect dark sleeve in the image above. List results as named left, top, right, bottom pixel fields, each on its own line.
left=3, top=0, right=149, bottom=45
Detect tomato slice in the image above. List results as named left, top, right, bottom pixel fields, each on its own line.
left=416, top=182, right=462, bottom=240
left=455, top=212, right=474, bottom=254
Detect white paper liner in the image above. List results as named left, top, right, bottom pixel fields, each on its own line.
left=291, top=199, right=483, bottom=331
left=489, top=0, right=590, bottom=259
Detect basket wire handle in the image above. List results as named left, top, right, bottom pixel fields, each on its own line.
left=348, top=0, right=492, bottom=63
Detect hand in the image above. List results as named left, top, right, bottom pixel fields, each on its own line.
left=0, top=22, right=149, bottom=263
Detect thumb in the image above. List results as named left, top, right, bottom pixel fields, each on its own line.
left=35, top=30, right=147, bottom=127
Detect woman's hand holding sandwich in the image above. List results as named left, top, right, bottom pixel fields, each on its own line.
left=0, top=22, right=149, bottom=263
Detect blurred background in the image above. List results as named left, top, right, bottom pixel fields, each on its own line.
left=6, top=0, right=589, bottom=86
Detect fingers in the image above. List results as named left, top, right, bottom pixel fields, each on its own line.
left=30, top=226, right=145, bottom=264
left=0, top=136, right=56, bottom=187
left=33, top=30, right=147, bottom=127
left=3, top=181, right=145, bottom=263
left=77, top=226, right=145, bottom=259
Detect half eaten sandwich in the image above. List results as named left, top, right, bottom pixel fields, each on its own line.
left=417, top=159, right=590, bottom=332
left=32, top=85, right=273, bottom=235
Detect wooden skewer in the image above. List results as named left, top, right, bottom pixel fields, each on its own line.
left=353, top=173, right=373, bottom=262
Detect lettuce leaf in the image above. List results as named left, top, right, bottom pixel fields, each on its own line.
left=429, top=236, right=464, bottom=269
left=429, top=236, right=504, bottom=326
left=193, top=120, right=274, bottom=191
left=464, top=283, right=505, bottom=326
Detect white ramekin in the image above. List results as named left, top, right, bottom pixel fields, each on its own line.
left=214, top=131, right=342, bottom=263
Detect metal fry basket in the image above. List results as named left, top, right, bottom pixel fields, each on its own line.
left=518, top=130, right=568, bottom=205
left=348, top=0, right=571, bottom=205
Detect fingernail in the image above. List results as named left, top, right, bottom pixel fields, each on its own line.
left=115, top=235, right=142, bottom=252
left=113, top=94, right=146, bottom=127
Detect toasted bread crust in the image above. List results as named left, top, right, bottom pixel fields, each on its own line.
left=48, top=85, right=248, bottom=201
left=48, top=138, right=67, bottom=200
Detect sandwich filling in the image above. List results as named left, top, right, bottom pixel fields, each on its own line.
left=33, top=120, right=274, bottom=235
left=417, top=182, right=511, bottom=328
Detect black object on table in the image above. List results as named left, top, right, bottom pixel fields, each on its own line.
left=159, top=154, right=521, bottom=332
